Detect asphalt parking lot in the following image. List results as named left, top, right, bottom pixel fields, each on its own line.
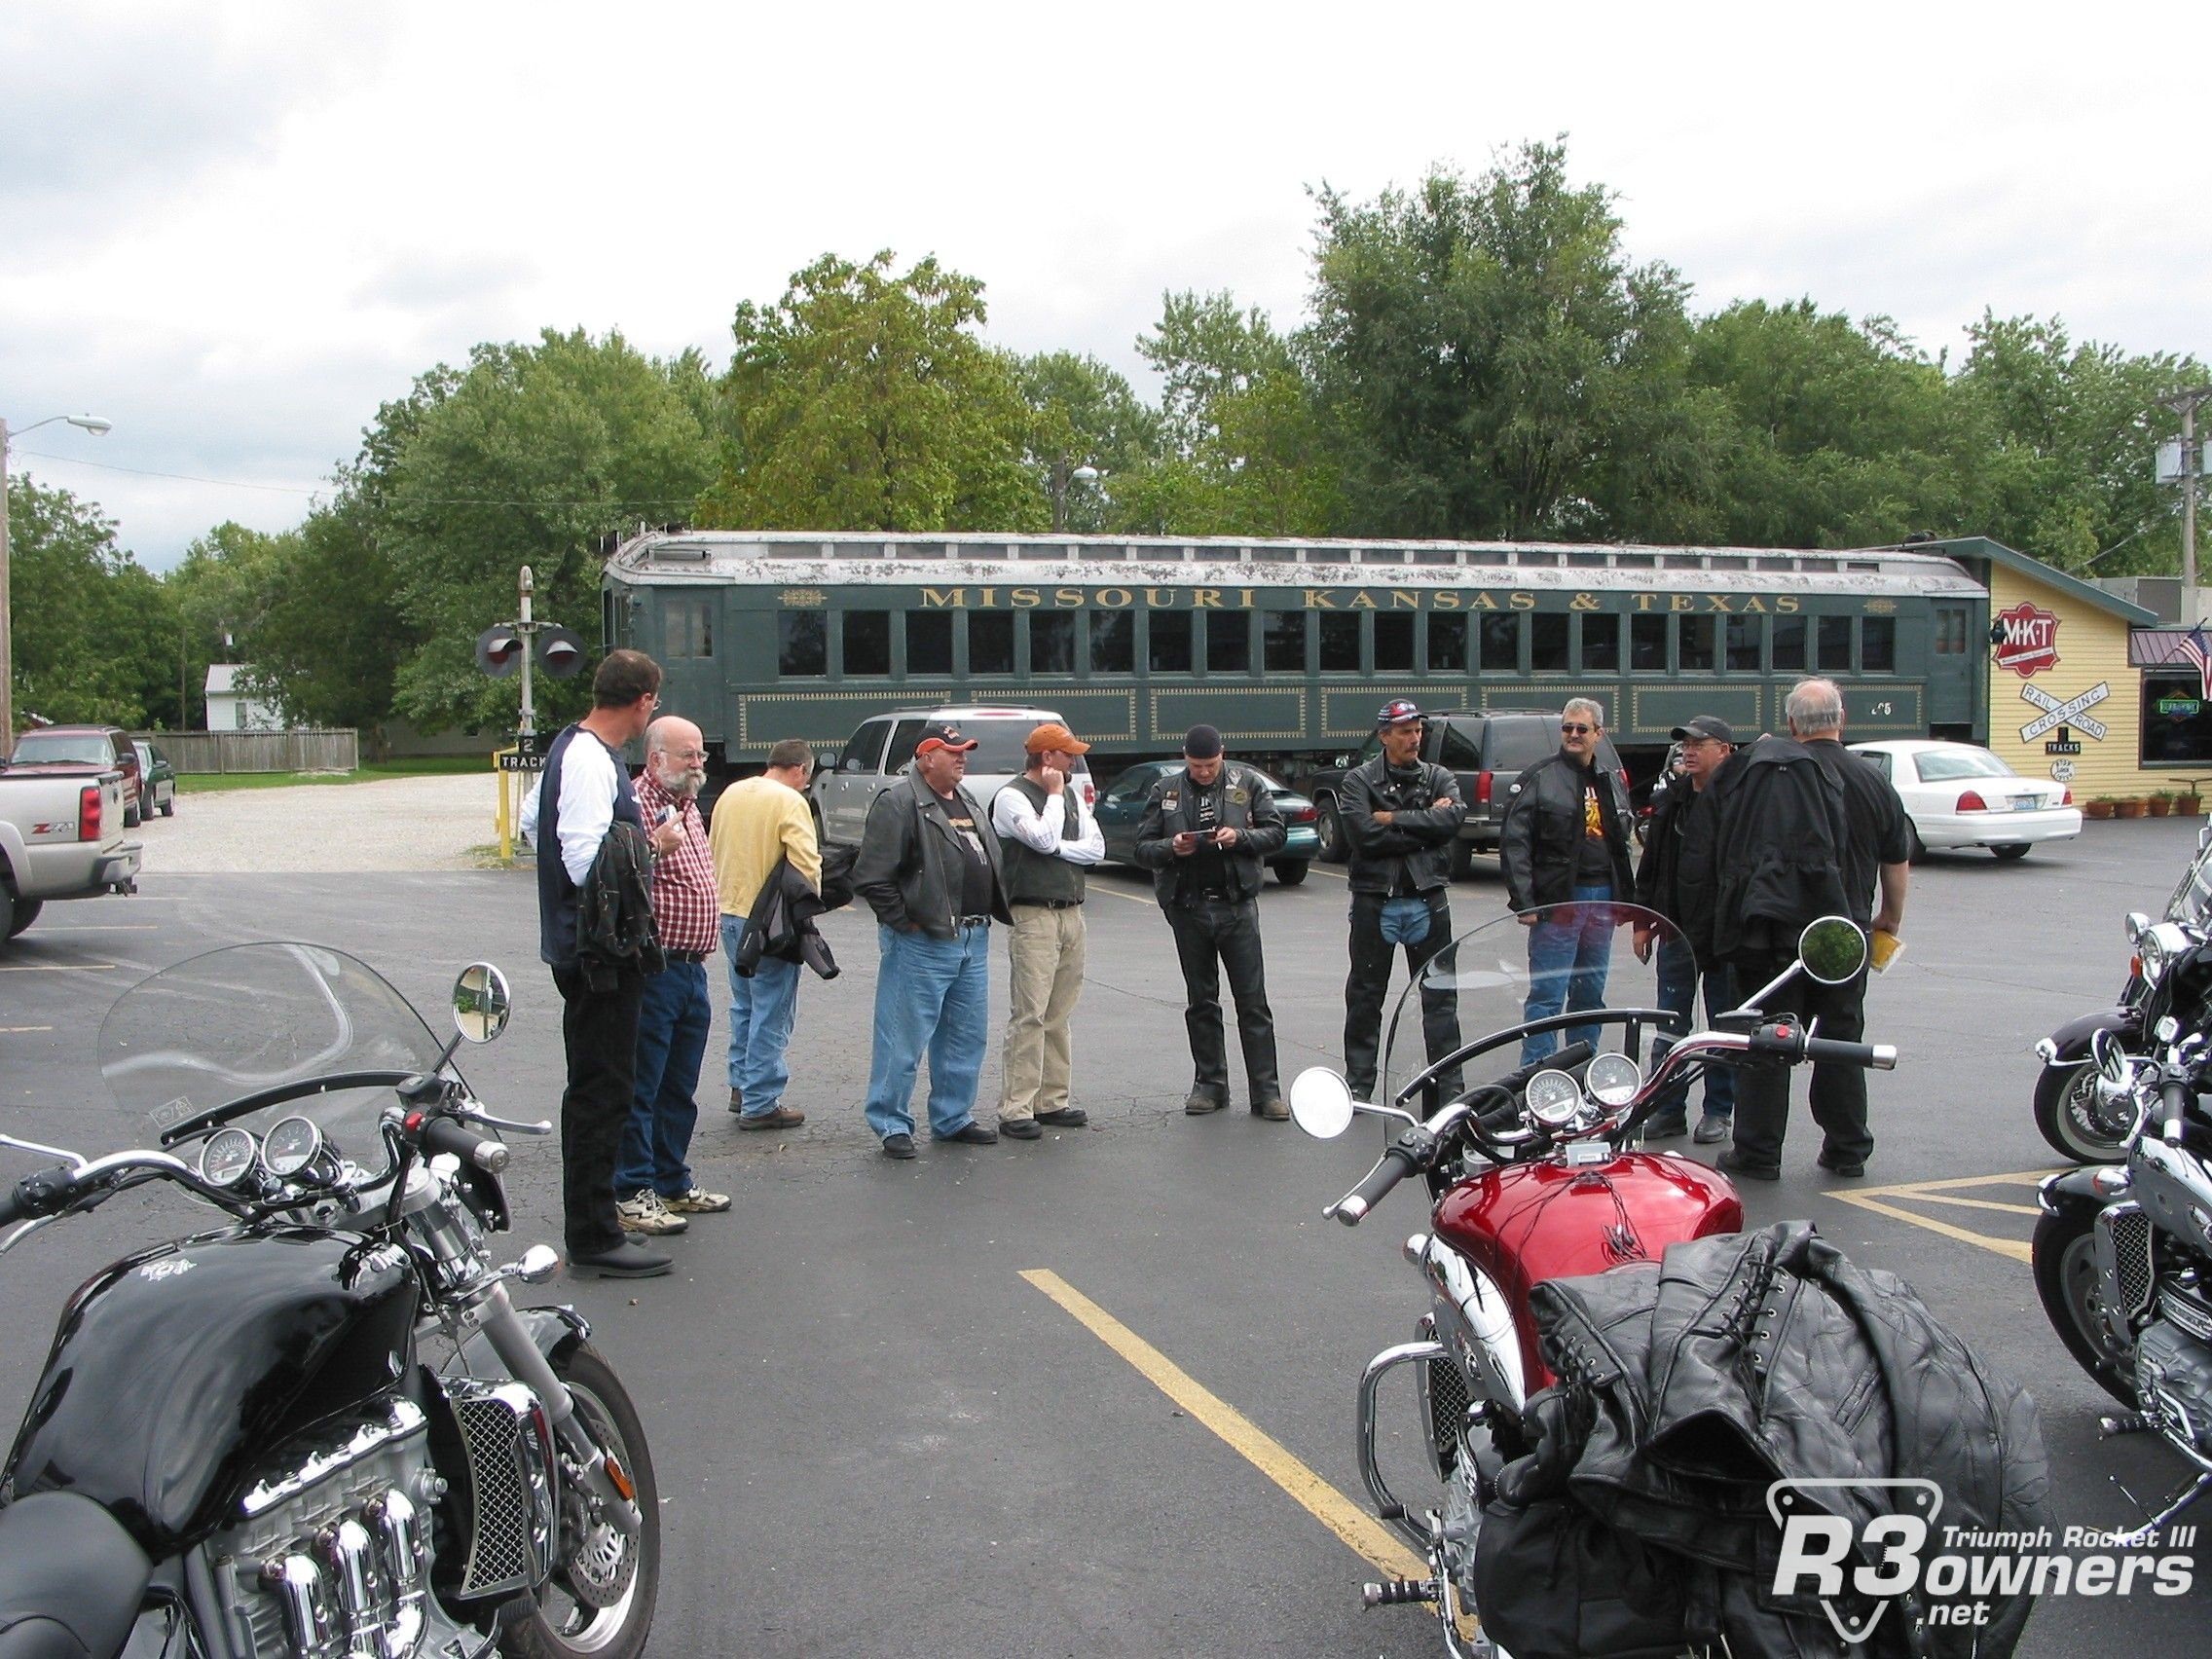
left=2, top=817, right=2208, bottom=1654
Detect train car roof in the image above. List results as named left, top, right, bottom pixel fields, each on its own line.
left=604, top=530, right=1987, bottom=598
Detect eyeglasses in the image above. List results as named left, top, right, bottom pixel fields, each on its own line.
left=1560, top=722, right=1594, bottom=736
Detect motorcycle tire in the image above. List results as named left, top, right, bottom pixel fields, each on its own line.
left=498, top=1341, right=661, bottom=1659
left=2030, top=1210, right=2136, bottom=1407
left=2032, top=1060, right=2129, bottom=1164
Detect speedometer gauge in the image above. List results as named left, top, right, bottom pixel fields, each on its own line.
left=200, top=1126, right=258, bottom=1188
left=1525, top=1069, right=1583, bottom=1127
left=1585, top=1052, right=1642, bottom=1108
left=263, top=1116, right=322, bottom=1176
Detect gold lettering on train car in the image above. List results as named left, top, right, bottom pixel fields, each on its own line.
left=1510, top=592, right=1535, bottom=609
left=1776, top=596, right=1800, bottom=612
left=1239, top=588, right=1256, bottom=608
left=1053, top=588, right=1084, bottom=608
left=1011, top=587, right=1041, bottom=608
left=979, top=588, right=999, bottom=608
left=1570, top=593, right=1601, bottom=610
left=1708, top=595, right=1734, bottom=611
left=1390, top=590, right=1419, bottom=608
left=1095, top=588, right=1132, bottom=608
left=1470, top=593, right=1498, bottom=609
left=923, top=588, right=966, bottom=608
left=1637, top=594, right=1656, bottom=610
left=1743, top=597, right=1767, bottom=612
left=1304, top=590, right=1337, bottom=608
left=1434, top=591, right=1462, bottom=609
left=1350, top=592, right=1378, bottom=608
left=1144, top=588, right=1175, bottom=608
left=1192, top=589, right=1222, bottom=608
left=1670, top=595, right=1695, bottom=611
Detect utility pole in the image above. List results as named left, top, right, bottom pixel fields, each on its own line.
left=2163, top=387, right=2212, bottom=622
left=0, top=413, right=112, bottom=757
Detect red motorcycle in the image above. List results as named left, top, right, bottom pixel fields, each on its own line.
left=1289, top=903, right=1890, bottom=1656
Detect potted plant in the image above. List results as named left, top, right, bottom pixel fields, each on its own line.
left=2149, top=790, right=2175, bottom=818
left=2085, top=797, right=2118, bottom=820
left=2118, top=796, right=2150, bottom=819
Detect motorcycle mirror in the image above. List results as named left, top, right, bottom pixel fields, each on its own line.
left=453, top=963, right=512, bottom=1045
left=1288, top=1068, right=1357, bottom=1140
left=1796, top=916, right=1868, bottom=984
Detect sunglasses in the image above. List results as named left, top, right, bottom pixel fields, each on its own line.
left=1560, top=722, right=1595, bottom=736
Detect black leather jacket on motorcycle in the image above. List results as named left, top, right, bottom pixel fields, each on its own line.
left=1342, top=757, right=1465, bottom=896
left=1498, top=751, right=1634, bottom=912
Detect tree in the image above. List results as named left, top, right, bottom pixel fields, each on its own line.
left=7, top=476, right=174, bottom=727
left=1307, top=142, right=1700, bottom=540
left=164, top=521, right=290, bottom=729
left=698, top=251, right=1041, bottom=534
left=236, top=497, right=412, bottom=732
left=1015, top=350, right=1162, bottom=531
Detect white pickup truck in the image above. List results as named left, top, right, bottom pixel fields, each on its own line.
left=0, top=762, right=141, bottom=941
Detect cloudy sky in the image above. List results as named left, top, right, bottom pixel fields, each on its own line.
left=6, top=1, right=2207, bottom=570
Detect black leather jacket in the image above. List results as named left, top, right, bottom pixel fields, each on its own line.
left=852, top=776, right=1014, bottom=939
left=1498, top=751, right=1634, bottom=912
left=1343, top=757, right=1465, bottom=896
left=1132, top=764, right=1287, bottom=905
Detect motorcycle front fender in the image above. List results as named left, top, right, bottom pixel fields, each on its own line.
left=2043, top=1006, right=2141, bottom=1063
left=450, top=1303, right=590, bottom=1380
left=2037, top=1166, right=2110, bottom=1222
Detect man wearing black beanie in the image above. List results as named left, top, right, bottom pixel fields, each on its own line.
left=1133, top=724, right=1291, bottom=1118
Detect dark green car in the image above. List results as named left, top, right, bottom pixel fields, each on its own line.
left=1093, top=760, right=1318, bottom=886
left=132, top=741, right=176, bottom=817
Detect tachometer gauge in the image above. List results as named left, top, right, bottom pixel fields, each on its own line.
left=200, top=1126, right=258, bottom=1188
left=263, top=1116, right=323, bottom=1177
left=1525, top=1069, right=1583, bottom=1128
left=1585, top=1052, right=1642, bottom=1108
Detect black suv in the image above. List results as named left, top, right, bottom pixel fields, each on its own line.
left=1299, top=709, right=1626, bottom=877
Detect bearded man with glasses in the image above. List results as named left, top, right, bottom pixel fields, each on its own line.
left=1499, top=698, right=1636, bottom=1066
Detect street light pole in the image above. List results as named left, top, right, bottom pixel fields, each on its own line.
left=1, top=413, right=114, bottom=756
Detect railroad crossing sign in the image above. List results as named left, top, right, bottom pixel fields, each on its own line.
left=2019, top=681, right=2109, bottom=743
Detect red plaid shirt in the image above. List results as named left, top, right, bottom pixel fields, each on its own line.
left=635, top=772, right=719, bottom=958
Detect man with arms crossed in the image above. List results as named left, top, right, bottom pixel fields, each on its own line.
left=710, top=738, right=821, bottom=1133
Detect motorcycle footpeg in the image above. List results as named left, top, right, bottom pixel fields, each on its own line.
left=2101, top=1411, right=2156, bottom=1437
left=1361, top=1578, right=1439, bottom=1608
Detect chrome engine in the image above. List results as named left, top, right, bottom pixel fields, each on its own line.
left=205, top=1382, right=558, bottom=1659
left=2139, top=1298, right=2212, bottom=1462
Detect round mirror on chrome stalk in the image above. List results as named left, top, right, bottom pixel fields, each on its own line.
left=1289, top=1068, right=1356, bottom=1140
left=1797, top=916, right=1868, bottom=984
left=453, top=963, right=511, bottom=1045
left=1585, top=1051, right=1642, bottom=1109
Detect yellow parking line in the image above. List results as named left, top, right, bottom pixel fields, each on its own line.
left=0, top=1026, right=55, bottom=1033
left=1020, top=1268, right=1427, bottom=1582
left=1825, top=1168, right=2062, bottom=1265
left=1087, top=882, right=1154, bottom=906
left=1905, top=1193, right=2042, bottom=1218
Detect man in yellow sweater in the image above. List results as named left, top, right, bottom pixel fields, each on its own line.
left=708, top=739, right=822, bottom=1130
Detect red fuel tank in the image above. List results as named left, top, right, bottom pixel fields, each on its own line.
left=1432, top=1151, right=1743, bottom=1390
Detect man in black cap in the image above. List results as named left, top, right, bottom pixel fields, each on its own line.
left=1632, top=714, right=1738, bottom=1142
left=1134, top=724, right=1291, bottom=1119
left=1341, top=699, right=1466, bottom=1103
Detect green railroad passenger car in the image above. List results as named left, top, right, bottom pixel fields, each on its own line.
left=601, top=531, right=1993, bottom=783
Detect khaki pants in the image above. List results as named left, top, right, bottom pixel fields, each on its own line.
left=999, top=903, right=1086, bottom=1121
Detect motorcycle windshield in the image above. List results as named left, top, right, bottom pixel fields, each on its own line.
left=1380, top=902, right=1690, bottom=1108
left=98, top=942, right=450, bottom=1175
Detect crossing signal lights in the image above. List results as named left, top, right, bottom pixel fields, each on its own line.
left=475, top=627, right=523, bottom=679
left=537, top=626, right=586, bottom=680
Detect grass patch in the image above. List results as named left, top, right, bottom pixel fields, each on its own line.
left=178, top=756, right=497, bottom=793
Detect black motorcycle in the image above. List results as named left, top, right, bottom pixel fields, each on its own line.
left=2033, top=816, right=2212, bottom=1161
left=0, top=943, right=658, bottom=1659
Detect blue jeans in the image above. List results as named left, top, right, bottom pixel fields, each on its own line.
left=1648, top=938, right=1735, bottom=1124
left=1380, top=897, right=1432, bottom=945
left=864, top=924, right=991, bottom=1140
left=723, top=914, right=801, bottom=1119
left=617, top=958, right=710, bottom=1198
left=1521, top=886, right=1618, bottom=1065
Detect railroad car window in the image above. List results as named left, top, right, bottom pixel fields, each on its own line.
left=1567, top=551, right=1610, bottom=569
left=971, top=612, right=1015, bottom=676
left=908, top=612, right=954, bottom=675
left=1862, top=617, right=1896, bottom=672
left=1678, top=615, right=1715, bottom=672
left=1413, top=547, right=1460, bottom=566
left=1478, top=614, right=1521, bottom=673
left=779, top=612, right=827, bottom=678
left=843, top=611, right=891, bottom=677
left=1726, top=614, right=1760, bottom=672
left=1031, top=612, right=1077, bottom=675
left=1630, top=614, right=1666, bottom=671
left=1580, top=614, right=1619, bottom=671
left=1428, top=613, right=1469, bottom=672
left=1817, top=616, right=1851, bottom=670
left=1773, top=614, right=1807, bottom=670
left=1252, top=544, right=1301, bottom=561
left=1149, top=611, right=1194, bottom=673
left=1530, top=614, right=1569, bottom=672
left=1264, top=610, right=1308, bottom=672
left=1935, top=608, right=1968, bottom=654
left=664, top=597, right=715, bottom=658
left=1375, top=613, right=1415, bottom=672
left=1318, top=612, right=1360, bottom=672
left=1090, top=611, right=1134, bottom=674
left=1206, top=612, right=1252, bottom=674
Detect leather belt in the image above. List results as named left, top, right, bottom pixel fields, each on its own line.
left=955, top=914, right=992, bottom=930
left=1014, top=899, right=1084, bottom=909
left=664, top=947, right=713, bottom=964
left=1190, top=890, right=1235, bottom=904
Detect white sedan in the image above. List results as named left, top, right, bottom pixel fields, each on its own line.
left=1848, top=740, right=2083, bottom=862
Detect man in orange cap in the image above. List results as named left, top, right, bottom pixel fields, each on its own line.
left=990, top=722, right=1105, bottom=1140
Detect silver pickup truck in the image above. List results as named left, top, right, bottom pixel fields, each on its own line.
left=0, top=763, right=142, bottom=941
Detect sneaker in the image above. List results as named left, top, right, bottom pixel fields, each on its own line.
left=737, top=1105, right=805, bottom=1130
left=570, top=1238, right=673, bottom=1278
left=1252, top=1097, right=1290, bottom=1121
left=1816, top=1148, right=1867, bottom=1178
left=616, top=1190, right=689, bottom=1235
left=1692, top=1115, right=1731, bottom=1145
left=880, top=1132, right=917, bottom=1161
left=1035, top=1107, right=1088, bottom=1127
left=1642, top=1114, right=1689, bottom=1139
left=1184, top=1090, right=1226, bottom=1115
left=664, top=1186, right=732, bottom=1213
left=1000, top=1118, right=1043, bottom=1140
left=938, top=1122, right=1000, bottom=1146
left=1715, top=1149, right=1780, bottom=1183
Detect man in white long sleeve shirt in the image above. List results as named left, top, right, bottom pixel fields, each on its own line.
left=989, top=723, right=1104, bottom=1140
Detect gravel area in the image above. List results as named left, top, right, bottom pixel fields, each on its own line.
left=140, top=773, right=511, bottom=872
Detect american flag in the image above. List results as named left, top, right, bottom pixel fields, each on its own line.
left=2181, top=627, right=2212, bottom=702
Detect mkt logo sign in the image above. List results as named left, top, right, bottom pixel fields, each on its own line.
left=1768, top=1479, right=2196, bottom=1641
left=1994, top=602, right=2061, bottom=677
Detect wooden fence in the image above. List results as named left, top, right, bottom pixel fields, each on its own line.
left=144, top=729, right=360, bottom=775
